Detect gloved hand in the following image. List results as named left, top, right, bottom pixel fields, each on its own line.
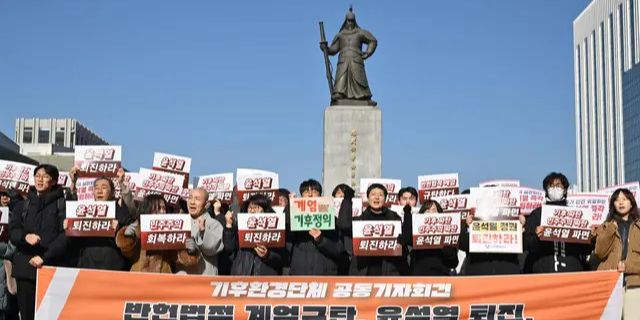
left=124, top=221, right=138, bottom=238
left=185, top=237, right=197, bottom=255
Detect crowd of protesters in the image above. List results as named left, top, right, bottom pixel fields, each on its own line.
left=0, top=163, right=638, bottom=319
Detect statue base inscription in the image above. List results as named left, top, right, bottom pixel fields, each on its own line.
left=323, top=105, right=382, bottom=192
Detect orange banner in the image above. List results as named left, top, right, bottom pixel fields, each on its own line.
left=35, top=267, right=622, bottom=319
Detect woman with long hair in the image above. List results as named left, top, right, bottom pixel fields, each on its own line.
left=115, top=194, right=198, bottom=273
left=594, top=188, right=640, bottom=318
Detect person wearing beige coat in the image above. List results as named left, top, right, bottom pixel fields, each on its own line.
left=115, top=194, right=199, bottom=273
left=594, top=188, right=640, bottom=319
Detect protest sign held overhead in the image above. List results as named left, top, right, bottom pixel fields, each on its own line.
left=236, top=168, right=280, bottom=206
left=74, top=145, right=122, bottom=178
left=197, top=173, right=233, bottom=203
left=418, top=173, right=459, bottom=203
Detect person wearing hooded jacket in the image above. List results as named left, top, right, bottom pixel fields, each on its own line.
left=9, top=164, right=67, bottom=320
left=346, top=183, right=409, bottom=276
left=524, top=172, right=592, bottom=273
left=287, top=179, right=343, bottom=275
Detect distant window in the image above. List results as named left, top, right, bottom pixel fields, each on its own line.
left=55, top=131, right=65, bottom=145
left=23, top=128, right=33, bottom=143
left=38, top=129, right=50, bottom=143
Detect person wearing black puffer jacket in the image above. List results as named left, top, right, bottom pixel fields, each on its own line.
left=402, top=199, right=458, bottom=276
left=9, top=164, right=67, bottom=320
left=347, top=184, right=409, bottom=276
left=524, top=172, right=593, bottom=273
left=288, top=179, right=343, bottom=275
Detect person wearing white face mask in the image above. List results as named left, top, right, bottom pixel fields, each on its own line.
left=523, top=172, right=593, bottom=273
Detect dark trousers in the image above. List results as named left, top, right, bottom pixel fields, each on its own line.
left=5, top=290, right=19, bottom=320
left=16, top=280, right=34, bottom=320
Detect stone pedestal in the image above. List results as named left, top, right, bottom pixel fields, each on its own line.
left=323, top=105, right=382, bottom=193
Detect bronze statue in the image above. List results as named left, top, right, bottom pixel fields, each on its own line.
left=320, top=7, right=377, bottom=106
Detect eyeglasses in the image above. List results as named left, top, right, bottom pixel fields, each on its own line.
left=34, top=174, right=52, bottom=181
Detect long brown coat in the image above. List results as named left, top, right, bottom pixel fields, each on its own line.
left=115, top=221, right=199, bottom=273
left=594, top=219, right=640, bottom=287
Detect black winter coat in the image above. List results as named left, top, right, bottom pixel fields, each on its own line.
left=347, top=207, right=409, bottom=276
left=288, top=227, right=343, bottom=276
left=458, top=222, right=521, bottom=275
left=70, top=203, right=132, bottom=271
left=9, top=186, right=68, bottom=281
left=402, top=208, right=458, bottom=276
left=223, top=216, right=286, bottom=276
left=524, top=200, right=593, bottom=273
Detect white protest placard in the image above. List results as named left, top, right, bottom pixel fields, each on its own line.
left=74, top=145, right=122, bottom=178
left=519, top=188, right=545, bottom=216
left=0, top=160, right=35, bottom=193
left=418, top=173, right=459, bottom=203
left=134, top=168, right=184, bottom=205
left=57, top=172, right=73, bottom=188
left=411, top=212, right=461, bottom=249
left=113, top=172, right=139, bottom=200
left=237, top=213, right=286, bottom=248
left=599, top=182, right=640, bottom=205
left=236, top=168, right=279, bottom=206
left=566, top=193, right=610, bottom=223
left=140, top=214, right=191, bottom=250
left=471, top=187, right=521, bottom=220
left=479, top=180, right=520, bottom=188
left=469, top=220, right=523, bottom=253
left=352, top=220, right=402, bottom=256
left=540, top=205, right=604, bottom=244
left=75, top=178, right=96, bottom=201
left=432, top=194, right=474, bottom=220
left=197, top=173, right=234, bottom=202
left=65, top=201, right=116, bottom=237
left=152, top=152, right=192, bottom=174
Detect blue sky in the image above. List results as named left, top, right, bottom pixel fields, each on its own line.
left=0, top=0, right=592, bottom=192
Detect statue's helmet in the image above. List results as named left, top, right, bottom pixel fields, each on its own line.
left=340, top=6, right=359, bottom=31
left=345, top=7, right=355, bottom=21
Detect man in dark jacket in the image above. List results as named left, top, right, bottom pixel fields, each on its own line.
left=65, top=174, right=132, bottom=271
left=9, top=164, right=67, bottom=320
left=524, top=172, right=593, bottom=273
left=288, top=179, right=343, bottom=275
left=347, top=184, right=409, bottom=276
